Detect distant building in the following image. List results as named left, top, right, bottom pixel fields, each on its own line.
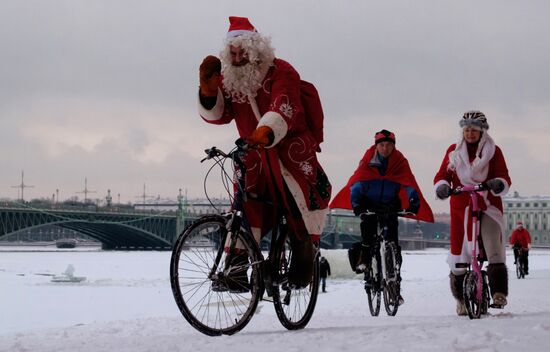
left=503, top=191, right=550, bottom=245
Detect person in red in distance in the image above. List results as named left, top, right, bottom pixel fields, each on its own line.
left=197, top=17, right=331, bottom=288
left=509, top=221, right=532, bottom=275
left=434, top=110, right=512, bottom=314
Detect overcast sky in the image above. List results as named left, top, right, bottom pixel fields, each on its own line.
left=1, top=0, right=549, bottom=213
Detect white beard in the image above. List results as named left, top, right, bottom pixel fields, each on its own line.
left=222, top=61, right=271, bottom=103
left=219, top=33, right=275, bottom=103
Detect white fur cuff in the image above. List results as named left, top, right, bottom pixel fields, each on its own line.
left=197, top=89, right=224, bottom=121
left=257, top=111, right=288, bottom=147
left=434, top=179, right=451, bottom=198
left=491, top=177, right=510, bottom=196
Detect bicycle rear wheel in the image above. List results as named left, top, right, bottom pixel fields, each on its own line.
left=383, top=242, right=400, bottom=316
left=272, top=239, right=320, bottom=330
left=365, top=252, right=381, bottom=316
left=170, top=215, right=262, bottom=336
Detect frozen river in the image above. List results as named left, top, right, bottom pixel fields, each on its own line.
left=1, top=247, right=550, bottom=352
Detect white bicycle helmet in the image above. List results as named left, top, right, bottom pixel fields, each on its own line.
left=459, top=110, right=489, bottom=130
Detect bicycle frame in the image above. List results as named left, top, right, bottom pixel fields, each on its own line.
left=202, top=142, right=316, bottom=297
left=361, top=208, right=411, bottom=316
left=373, top=216, right=392, bottom=286
left=451, top=184, right=486, bottom=302
left=201, top=145, right=258, bottom=281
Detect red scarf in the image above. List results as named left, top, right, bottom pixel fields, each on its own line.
left=329, top=145, right=434, bottom=223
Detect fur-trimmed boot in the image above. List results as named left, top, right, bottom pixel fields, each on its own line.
left=487, top=263, right=508, bottom=308
left=449, top=272, right=467, bottom=316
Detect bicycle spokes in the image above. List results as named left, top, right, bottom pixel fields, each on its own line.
left=170, top=215, right=262, bottom=336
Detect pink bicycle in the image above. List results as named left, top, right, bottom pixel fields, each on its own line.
left=451, top=183, right=492, bottom=319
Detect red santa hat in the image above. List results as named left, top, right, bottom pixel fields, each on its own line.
left=227, top=16, right=257, bottom=38
left=517, top=221, right=523, bottom=226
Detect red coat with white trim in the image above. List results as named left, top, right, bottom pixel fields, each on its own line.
left=198, top=58, right=331, bottom=236
left=434, top=143, right=511, bottom=255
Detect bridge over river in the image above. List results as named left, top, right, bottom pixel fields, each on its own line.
left=0, top=205, right=194, bottom=250
left=1, top=205, right=451, bottom=250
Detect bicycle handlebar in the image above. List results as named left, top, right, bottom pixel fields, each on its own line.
left=450, top=183, right=488, bottom=195
left=200, top=139, right=250, bottom=163
left=359, top=208, right=415, bottom=220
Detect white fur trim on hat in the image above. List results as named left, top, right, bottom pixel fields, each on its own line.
left=197, top=89, right=224, bottom=121
left=227, top=29, right=255, bottom=39
left=257, top=111, right=288, bottom=147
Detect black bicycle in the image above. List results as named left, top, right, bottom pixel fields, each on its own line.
left=513, top=244, right=526, bottom=279
left=360, top=207, right=411, bottom=317
left=170, top=141, right=320, bottom=336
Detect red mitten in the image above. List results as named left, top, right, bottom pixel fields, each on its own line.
left=246, top=126, right=273, bottom=146
left=199, top=55, right=221, bottom=97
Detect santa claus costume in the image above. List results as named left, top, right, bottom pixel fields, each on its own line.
left=197, top=17, right=331, bottom=285
left=434, top=110, right=512, bottom=312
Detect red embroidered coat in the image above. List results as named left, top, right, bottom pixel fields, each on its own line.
left=198, top=58, right=331, bottom=237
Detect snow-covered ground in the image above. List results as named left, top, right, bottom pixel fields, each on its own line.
left=1, top=247, right=550, bottom=352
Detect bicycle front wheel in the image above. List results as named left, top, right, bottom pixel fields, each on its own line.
left=516, top=260, right=523, bottom=279
left=365, top=252, right=381, bottom=316
left=462, top=270, right=488, bottom=319
left=170, top=215, right=262, bottom=336
left=383, top=242, right=400, bottom=316
left=272, top=239, right=320, bottom=330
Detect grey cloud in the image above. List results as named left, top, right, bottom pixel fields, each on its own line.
left=1, top=0, right=550, bottom=212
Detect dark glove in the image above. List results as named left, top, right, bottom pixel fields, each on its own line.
left=406, top=197, right=420, bottom=214
left=436, top=184, right=451, bottom=200
left=352, top=206, right=365, bottom=216
left=245, top=126, right=274, bottom=147
left=199, top=55, right=221, bottom=97
left=486, top=178, right=505, bottom=193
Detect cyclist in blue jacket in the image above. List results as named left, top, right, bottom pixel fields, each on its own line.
left=331, top=130, right=434, bottom=304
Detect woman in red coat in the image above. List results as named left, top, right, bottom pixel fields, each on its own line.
left=434, top=111, right=512, bottom=315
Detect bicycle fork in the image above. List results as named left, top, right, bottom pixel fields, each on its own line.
left=470, top=198, right=484, bottom=303
left=209, top=211, right=244, bottom=280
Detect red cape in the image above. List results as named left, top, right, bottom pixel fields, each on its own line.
left=329, top=145, right=434, bottom=223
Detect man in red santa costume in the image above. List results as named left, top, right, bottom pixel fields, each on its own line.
left=434, top=110, right=512, bottom=315
left=197, top=17, right=331, bottom=287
